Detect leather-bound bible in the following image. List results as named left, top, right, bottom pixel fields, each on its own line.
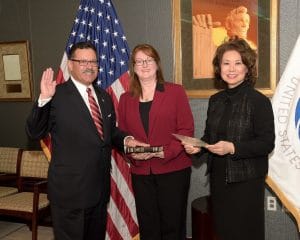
left=125, top=146, right=163, bottom=154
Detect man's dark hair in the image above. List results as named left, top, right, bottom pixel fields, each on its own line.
left=68, top=41, right=97, bottom=59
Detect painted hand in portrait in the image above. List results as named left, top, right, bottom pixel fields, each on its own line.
left=193, top=5, right=258, bottom=79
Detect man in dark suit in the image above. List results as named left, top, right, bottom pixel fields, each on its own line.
left=26, top=42, right=145, bottom=240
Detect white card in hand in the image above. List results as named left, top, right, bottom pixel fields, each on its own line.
left=172, top=133, right=207, bottom=148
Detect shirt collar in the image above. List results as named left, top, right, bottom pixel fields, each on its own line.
left=70, top=76, right=94, bottom=96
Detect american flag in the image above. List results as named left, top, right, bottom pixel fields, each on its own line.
left=40, top=0, right=140, bottom=239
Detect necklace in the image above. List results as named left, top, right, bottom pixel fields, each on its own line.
left=140, top=96, right=153, bottom=102
left=140, top=81, right=156, bottom=102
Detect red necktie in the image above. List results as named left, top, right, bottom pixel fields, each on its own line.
left=86, top=87, right=104, bottom=139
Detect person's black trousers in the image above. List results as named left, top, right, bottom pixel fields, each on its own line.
left=51, top=200, right=107, bottom=240
left=132, top=167, right=191, bottom=240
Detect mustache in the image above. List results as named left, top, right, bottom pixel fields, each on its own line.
left=83, top=69, right=96, bottom=74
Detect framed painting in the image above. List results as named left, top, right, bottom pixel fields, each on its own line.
left=173, top=0, right=278, bottom=98
left=0, top=41, right=32, bottom=101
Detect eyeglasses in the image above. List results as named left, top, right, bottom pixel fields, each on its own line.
left=134, top=59, right=155, bottom=66
left=70, top=59, right=98, bottom=67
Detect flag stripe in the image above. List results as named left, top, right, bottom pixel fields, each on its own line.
left=112, top=151, right=134, bottom=194
left=110, top=177, right=139, bottom=237
left=59, top=53, right=69, bottom=83
left=107, top=86, right=122, bottom=122
left=111, top=152, right=138, bottom=220
left=106, top=213, right=123, bottom=240
left=40, top=136, right=52, bottom=161
left=110, top=72, right=129, bottom=101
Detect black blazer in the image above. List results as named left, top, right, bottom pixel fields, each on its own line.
left=26, top=80, right=127, bottom=208
left=202, top=82, right=275, bottom=183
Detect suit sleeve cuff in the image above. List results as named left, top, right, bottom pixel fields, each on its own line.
left=123, top=136, right=134, bottom=153
left=38, top=95, right=52, bottom=107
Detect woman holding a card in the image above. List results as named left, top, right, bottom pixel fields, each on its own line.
left=183, top=37, right=275, bottom=240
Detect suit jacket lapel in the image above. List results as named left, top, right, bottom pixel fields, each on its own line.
left=65, top=80, right=90, bottom=117
left=66, top=80, right=105, bottom=143
left=148, top=90, right=166, bottom=137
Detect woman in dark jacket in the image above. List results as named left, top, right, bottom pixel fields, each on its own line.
left=183, top=37, right=275, bottom=240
